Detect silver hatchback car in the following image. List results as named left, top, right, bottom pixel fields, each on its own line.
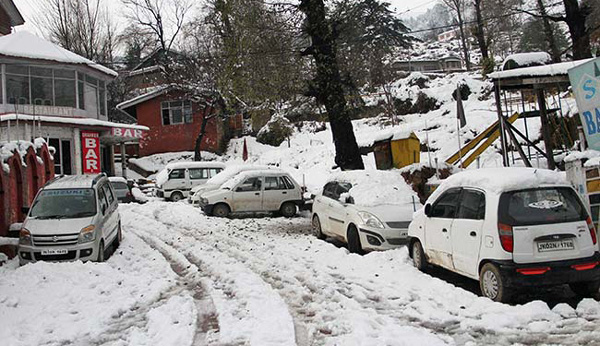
left=19, top=174, right=122, bottom=265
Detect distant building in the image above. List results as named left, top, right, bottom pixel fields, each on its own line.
left=392, top=55, right=463, bottom=74
left=437, top=29, right=460, bottom=42
left=0, top=0, right=24, bottom=35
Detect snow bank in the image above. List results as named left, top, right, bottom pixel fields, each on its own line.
left=329, top=170, right=419, bottom=207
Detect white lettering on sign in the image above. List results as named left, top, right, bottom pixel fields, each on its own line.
left=111, top=127, right=144, bottom=138
left=81, top=131, right=100, bottom=174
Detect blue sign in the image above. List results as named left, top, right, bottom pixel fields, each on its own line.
left=568, top=58, right=600, bottom=150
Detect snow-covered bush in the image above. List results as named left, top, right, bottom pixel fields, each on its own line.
left=257, top=114, right=294, bottom=146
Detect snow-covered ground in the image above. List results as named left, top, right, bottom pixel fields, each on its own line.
left=4, top=201, right=600, bottom=345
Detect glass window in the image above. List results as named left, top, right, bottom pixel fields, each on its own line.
left=265, top=176, right=286, bottom=190
left=162, top=108, right=171, bottom=125
left=98, top=187, right=108, bottom=214
left=209, top=168, right=222, bottom=177
left=281, top=176, right=296, bottom=189
left=161, top=100, right=193, bottom=125
left=55, top=69, right=76, bottom=79
left=103, top=184, right=115, bottom=205
left=189, top=168, right=209, bottom=180
left=77, top=73, right=85, bottom=109
left=431, top=188, right=461, bottom=218
left=457, top=190, right=486, bottom=220
left=85, top=75, right=98, bottom=85
left=168, top=169, right=185, bottom=180
left=6, top=74, right=29, bottom=104
left=171, top=107, right=183, bottom=124
left=30, top=67, right=52, bottom=77
left=323, top=182, right=338, bottom=199
left=6, top=64, right=28, bottom=75
left=29, top=188, right=96, bottom=219
left=54, top=79, right=76, bottom=107
left=31, top=76, right=53, bottom=105
left=498, top=187, right=587, bottom=226
left=236, top=177, right=262, bottom=192
left=111, top=182, right=129, bottom=191
left=99, top=87, right=106, bottom=116
left=61, top=140, right=72, bottom=175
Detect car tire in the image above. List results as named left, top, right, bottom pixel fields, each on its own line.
left=97, top=240, right=105, bottom=263
left=280, top=202, right=297, bottom=218
left=569, top=281, right=600, bottom=298
left=347, top=225, right=364, bottom=255
left=170, top=192, right=184, bottom=202
left=212, top=203, right=230, bottom=217
left=312, top=215, right=326, bottom=240
left=479, top=263, right=510, bottom=303
left=412, top=240, right=427, bottom=271
left=114, top=223, right=123, bottom=249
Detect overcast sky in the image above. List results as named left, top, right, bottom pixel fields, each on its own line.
left=14, top=0, right=438, bottom=36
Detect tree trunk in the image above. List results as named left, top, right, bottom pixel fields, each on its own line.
left=537, top=0, right=562, bottom=62
left=473, top=0, right=489, bottom=59
left=563, top=0, right=592, bottom=59
left=194, top=104, right=214, bottom=161
left=457, top=12, right=472, bottom=71
left=299, top=0, right=364, bottom=170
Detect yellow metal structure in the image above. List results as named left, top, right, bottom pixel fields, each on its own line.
left=446, top=112, right=520, bottom=168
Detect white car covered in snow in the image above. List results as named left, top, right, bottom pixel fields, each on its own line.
left=188, top=164, right=276, bottom=206
left=408, top=168, right=600, bottom=302
left=199, top=170, right=303, bottom=217
left=155, top=162, right=225, bottom=201
left=19, top=174, right=121, bottom=265
left=311, top=170, right=421, bottom=253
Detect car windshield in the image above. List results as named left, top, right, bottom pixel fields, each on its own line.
left=111, top=182, right=129, bottom=190
left=498, top=187, right=587, bottom=226
left=29, top=188, right=97, bottom=219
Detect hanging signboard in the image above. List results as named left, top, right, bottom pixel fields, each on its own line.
left=81, top=131, right=101, bottom=174
left=568, top=58, right=600, bottom=150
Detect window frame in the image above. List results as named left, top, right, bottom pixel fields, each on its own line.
left=430, top=188, right=462, bottom=219
left=456, top=188, right=486, bottom=220
left=161, top=100, right=193, bottom=126
left=168, top=169, right=186, bottom=180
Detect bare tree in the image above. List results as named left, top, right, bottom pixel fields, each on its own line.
left=39, top=0, right=118, bottom=62
left=443, top=0, right=472, bottom=71
left=121, top=0, right=192, bottom=52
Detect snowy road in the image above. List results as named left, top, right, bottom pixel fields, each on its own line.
left=3, top=201, right=600, bottom=346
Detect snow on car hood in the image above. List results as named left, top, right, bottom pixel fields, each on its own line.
left=23, top=216, right=95, bottom=236
left=329, top=170, right=419, bottom=208
left=356, top=203, right=417, bottom=223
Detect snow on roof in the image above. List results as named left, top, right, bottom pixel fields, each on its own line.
left=108, top=176, right=128, bottom=184
left=46, top=174, right=102, bottom=189
left=328, top=170, right=419, bottom=207
left=0, top=31, right=117, bottom=77
left=433, top=168, right=568, bottom=196
left=564, top=150, right=600, bottom=167
left=221, top=169, right=287, bottom=190
left=204, top=164, right=279, bottom=187
left=361, top=129, right=417, bottom=147
left=489, top=58, right=594, bottom=80
left=165, top=161, right=226, bottom=170
left=0, top=113, right=149, bottom=131
left=116, top=85, right=171, bottom=110
left=0, top=138, right=51, bottom=173
left=502, top=52, right=551, bottom=69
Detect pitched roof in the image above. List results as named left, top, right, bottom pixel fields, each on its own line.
left=116, top=85, right=172, bottom=110
left=0, top=31, right=117, bottom=77
left=0, top=0, right=24, bottom=27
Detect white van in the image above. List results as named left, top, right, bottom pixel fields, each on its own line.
left=408, top=168, right=600, bottom=302
left=156, top=162, right=225, bottom=201
left=198, top=170, right=303, bottom=217
left=19, top=174, right=121, bottom=265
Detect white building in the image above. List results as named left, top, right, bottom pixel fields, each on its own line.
left=0, top=31, right=147, bottom=176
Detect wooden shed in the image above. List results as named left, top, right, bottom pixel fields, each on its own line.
left=373, top=131, right=420, bottom=170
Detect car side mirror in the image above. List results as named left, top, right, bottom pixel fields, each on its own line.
left=345, top=196, right=354, bottom=205
left=21, top=206, right=30, bottom=215
left=424, top=203, right=432, bottom=217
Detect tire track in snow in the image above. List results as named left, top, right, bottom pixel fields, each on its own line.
left=132, top=202, right=600, bottom=346
left=124, top=204, right=298, bottom=346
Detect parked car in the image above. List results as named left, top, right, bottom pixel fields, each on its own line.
left=155, top=162, right=225, bottom=202
left=19, top=174, right=122, bottom=265
left=189, top=164, right=275, bottom=206
left=311, top=171, right=420, bottom=253
left=109, top=177, right=134, bottom=203
left=199, top=170, right=303, bottom=217
left=408, top=168, right=600, bottom=302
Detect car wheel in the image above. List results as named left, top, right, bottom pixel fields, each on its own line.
left=114, top=223, right=123, bottom=249
left=569, top=281, right=600, bottom=298
left=280, top=202, right=297, bottom=218
left=212, top=204, right=230, bottom=217
left=412, top=240, right=427, bottom=270
left=97, top=240, right=105, bottom=263
left=479, top=263, right=510, bottom=303
left=347, top=225, right=364, bottom=255
left=170, top=192, right=184, bottom=202
left=312, top=215, right=326, bottom=240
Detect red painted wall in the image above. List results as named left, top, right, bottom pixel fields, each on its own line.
left=135, top=91, right=225, bottom=157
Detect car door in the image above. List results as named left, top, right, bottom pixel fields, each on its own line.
left=167, top=168, right=187, bottom=191
left=314, top=182, right=337, bottom=235
left=97, top=186, right=110, bottom=242
left=232, top=176, right=263, bottom=212
left=451, top=188, right=485, bottom=278
left=425, top=188, right=461, bottom=270
left=102, top=183, right=119, bottom=241
left=330, top=182, right=352, bottom=237
left=262, top=176, right=288, bottom=211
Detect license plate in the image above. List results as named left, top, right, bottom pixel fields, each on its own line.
left=41, top=249, right=68, bottom=256
left=537, top=239, right=575, bottom=252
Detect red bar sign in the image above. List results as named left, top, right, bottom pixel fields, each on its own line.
left=81, top=131, right=100, bottom=174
